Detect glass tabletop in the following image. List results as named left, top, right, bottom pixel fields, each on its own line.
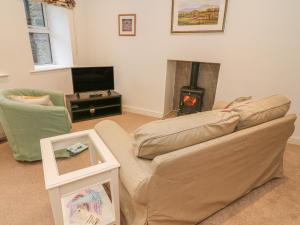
left=50, top=132, right=103, bottom=175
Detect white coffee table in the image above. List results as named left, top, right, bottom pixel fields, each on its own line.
left=40, top=130, right=120, bottom=225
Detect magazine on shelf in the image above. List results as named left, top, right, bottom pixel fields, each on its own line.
left=61, top=184, right=114, bottom=225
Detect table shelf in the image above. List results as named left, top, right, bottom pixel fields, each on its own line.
left=72, top=104, right=121, bottom=113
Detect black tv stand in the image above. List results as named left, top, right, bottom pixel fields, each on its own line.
left=66, top=90, right=122, bottom=122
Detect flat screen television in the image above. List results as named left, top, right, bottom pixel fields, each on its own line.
left=71, top=67, right=114, bottom=93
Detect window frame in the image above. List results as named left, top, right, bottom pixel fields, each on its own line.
left=25, top=1, right=54, bottom=65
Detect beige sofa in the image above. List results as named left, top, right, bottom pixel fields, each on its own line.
left=95, top=95, right=296, bottom=225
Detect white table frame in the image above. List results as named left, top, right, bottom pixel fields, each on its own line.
left=40, top=129, right=120, bottom=225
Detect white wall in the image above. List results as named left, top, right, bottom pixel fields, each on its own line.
left=0, top=0, right=74, bottom=93
left=0, top=0, right=299, bottom=140
left=73, top=0, right=300, bottom=140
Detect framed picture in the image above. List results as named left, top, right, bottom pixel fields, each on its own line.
left=171, top=0, right=228, bottom=33
left=119, top=14, right=136, bottom=36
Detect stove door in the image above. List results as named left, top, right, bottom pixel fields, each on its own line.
left=179, top=91, right=203, bottom=115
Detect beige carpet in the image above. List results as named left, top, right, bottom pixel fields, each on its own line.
left=0, top=112, right=299, bottom=225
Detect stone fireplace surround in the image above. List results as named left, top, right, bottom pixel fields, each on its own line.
left=164, top=60, right=221, bottom=116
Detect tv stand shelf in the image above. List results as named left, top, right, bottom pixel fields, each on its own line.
left=66, top=91, right=122, bottom=122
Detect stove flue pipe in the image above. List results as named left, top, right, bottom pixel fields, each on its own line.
left=190, top=62, right=200, bottom=89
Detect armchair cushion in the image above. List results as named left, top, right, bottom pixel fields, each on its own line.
left=133, top=110, right=240, bottom=159
left=1, top=88, right=65, bottom=106
left=9, top=95, right=53, bottom=106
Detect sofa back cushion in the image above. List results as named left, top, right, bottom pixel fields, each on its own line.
left=225, top=96, right=253, bottom=108
left=227, top=95, right=291, bottom=130
left=134, top=111, right=240, bottom=159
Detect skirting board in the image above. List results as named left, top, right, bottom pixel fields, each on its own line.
left=288, top=136, right=300, bottom=146
left=123, top=105, right=163, bottom=118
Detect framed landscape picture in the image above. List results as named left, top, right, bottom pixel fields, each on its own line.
left=119, top=14, right=136, bottom=36
left=171, top=0, right=228, bottom=33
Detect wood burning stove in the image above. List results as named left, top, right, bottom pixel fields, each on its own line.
left=178, top=62, right=205, bottom=115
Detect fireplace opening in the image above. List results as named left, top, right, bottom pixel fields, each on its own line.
left=178, top=62, right=205, bottom=115
left=164, top=60, right=220, bottom=117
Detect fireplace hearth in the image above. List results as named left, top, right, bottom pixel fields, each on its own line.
left=178, top=62, right=205, bottom=115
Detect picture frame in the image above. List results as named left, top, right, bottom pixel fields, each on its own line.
left=171, top=0, right=228, bottom=33
left=118, top=14, right=136, bottom=36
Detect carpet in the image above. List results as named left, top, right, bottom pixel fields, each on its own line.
left=0, top=112, right=299, bottom=225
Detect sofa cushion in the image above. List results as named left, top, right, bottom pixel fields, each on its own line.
left=227, top=95, right=291, bottom=130
left=225, top=96, right=253, bottom=108
left=134, top=111, right=240, bottom=159
left=213, top=97, right=252, bottom=110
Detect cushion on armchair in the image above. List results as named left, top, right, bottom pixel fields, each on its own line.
left=9, top=95, right=53, bottom=106
left=134, top=110, right=240, bottom=159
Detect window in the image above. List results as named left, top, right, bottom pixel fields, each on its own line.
left=24, top=0, right=53, bottom=65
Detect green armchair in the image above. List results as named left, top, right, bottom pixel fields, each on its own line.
left=0, top=89, right=72, bottom=161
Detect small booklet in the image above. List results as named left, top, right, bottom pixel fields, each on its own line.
left=67, top=143, right=88, bottom=155
left=72, top=208, right=102, bottom=225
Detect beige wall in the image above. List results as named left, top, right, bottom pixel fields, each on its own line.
left=0, top=0, right=74, bottom=94
left=73, top=0, right=300, bottom=139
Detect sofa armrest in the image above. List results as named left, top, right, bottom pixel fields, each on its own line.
left=94, top=120, right=152, bottom=204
